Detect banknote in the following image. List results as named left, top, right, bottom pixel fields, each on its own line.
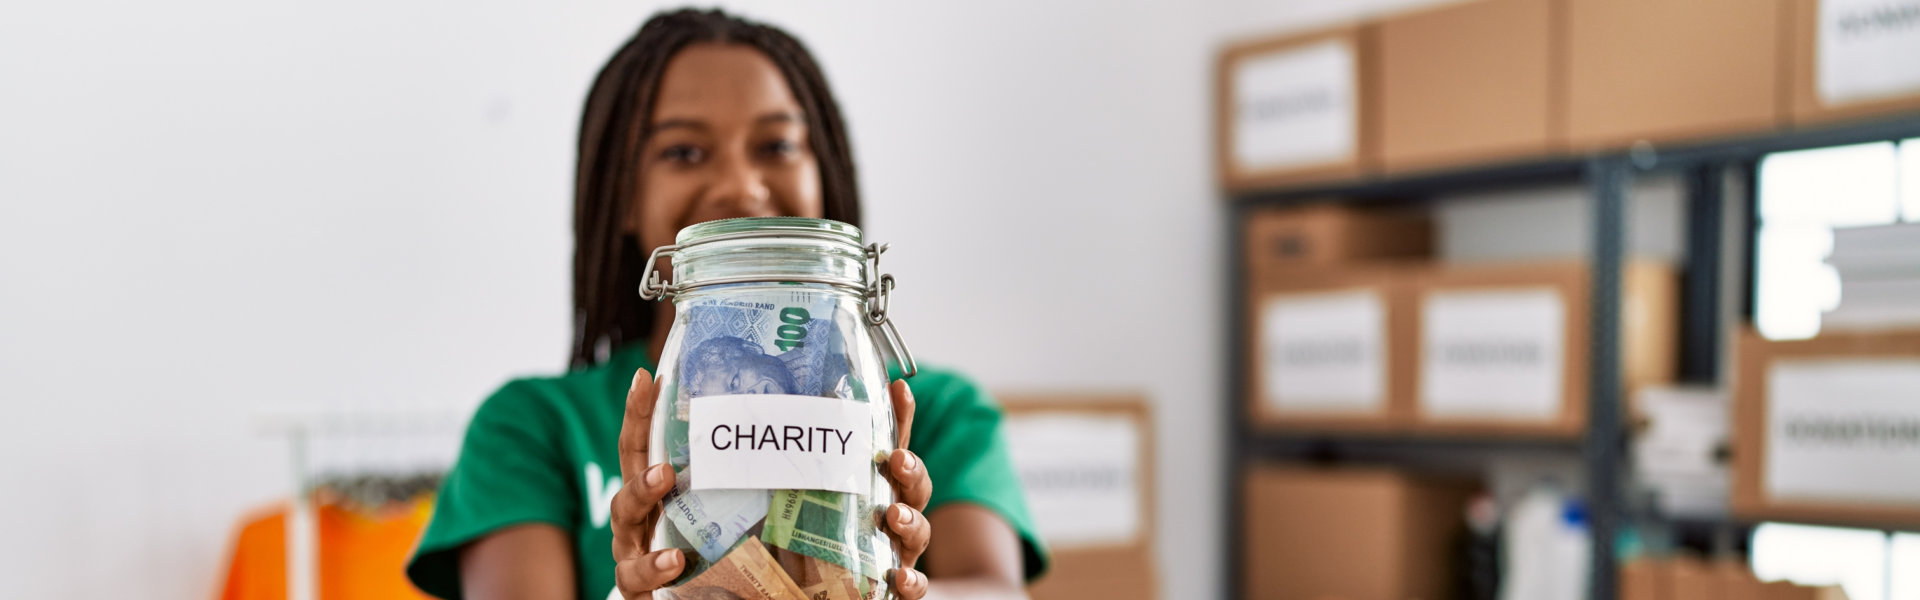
left=662, top=537, right=810, bottom=600
left=762, top=489, right=887, bottom=583
left=676, top=292, right=858, bottom=402
left=661, top=380, right=690, bottom=468
left=664, top=468, right=772, bottom=563
left=768, top=545, right=867, bottom=600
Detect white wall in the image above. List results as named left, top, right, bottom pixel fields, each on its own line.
left=0, top=1, right=1460, bottom=598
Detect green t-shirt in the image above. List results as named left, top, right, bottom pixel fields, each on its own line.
left=405, top=345, right=1049, bottom=600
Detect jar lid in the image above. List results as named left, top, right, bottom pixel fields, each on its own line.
left=641, top=216, right=916, bottom=378
left=675, top=216, right=861, bottom=246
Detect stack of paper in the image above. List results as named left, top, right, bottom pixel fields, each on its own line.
left=1823, top=222, right=1920, bottom=331
left=1631, top=386, right=1728, bottom=519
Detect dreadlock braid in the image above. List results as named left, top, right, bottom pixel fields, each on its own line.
left=570, top=8, right=862, bottom=368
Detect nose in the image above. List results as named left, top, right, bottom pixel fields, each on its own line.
left=702, top=151, right=775, bottom=217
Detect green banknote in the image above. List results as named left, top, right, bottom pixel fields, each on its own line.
left=662, top=381, right=689, bottom=468
left=761, top=489, right=885, bottom=583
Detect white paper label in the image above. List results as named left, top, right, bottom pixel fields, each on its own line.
left=1260, top=289, right=1387, bottom=413
left=1003, top=412, right=1141, bottom=549
left=1765, top=359, right=1920, bottom=505
left=1420, top=288, right=1566, bottom=420
left=1818, top=0, right=1920, bottom=105
left=1232, top=40, right=1356, bottom=172
left=689, top=394, right=872, bottom=493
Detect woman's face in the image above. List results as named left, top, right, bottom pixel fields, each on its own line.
left=628, top=43, right=824, bottom=254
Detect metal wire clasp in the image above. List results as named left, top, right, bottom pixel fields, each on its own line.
left=637, top=244, right=680, bottom=301
left=864, top=243, right=917, bottom=379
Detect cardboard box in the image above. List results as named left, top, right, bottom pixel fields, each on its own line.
left=1771, top=583, right=1852, bottom=600
left=998, top=395, right=1156, bottom=600
left=1247, top=263, right=1421, bottom=432
left=1217, top=25, right=1380, bottom=191
left=1379, top=0, right=1563, bottom=173
left=1619, top=558, right=1670, bottom=600
left=1411, top=260, right=1676, bottom=436
left=1565, top=0, right=1787, bottom=149
left=1668, top=556, right=1724, bottom=600
left=1620, top=557, right=1852, bottom=600
left=1027, top=546, right=1156, bottom=600
left=1732, top=329, right=1920, bottom=528
left=1242, top=465, right=1471, bottom=600
left=1243, top=204, right=1432, bottom=273
left=1785, top=0, right=1920, bottom=126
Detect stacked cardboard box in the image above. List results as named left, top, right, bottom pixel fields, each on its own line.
left=999, top=395, right=1156, bottom=600
left=1563, top=0, right=1787, bottom=149
left=1785, top=0, right=1920, bottom=127
left=1242, top=465, right=1472, bottom=600
left=1620, top=556, right=1851, bottom=600
left=1220, top=0, right=1920, bottom=191
left=1245, top=205, right=1679, bottom=436
left=1732, top=329, right=1920, bottom=527
left=1217, top=26, right=1380, bottom=191
left=1412, top=260, right=1676, bottom=436
left=1244, top=204, right=1430, bottom=430
left=1378, top=0, right=1561, bottom=174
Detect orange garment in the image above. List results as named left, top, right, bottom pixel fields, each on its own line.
left=217, top=498, right=435, bottom=600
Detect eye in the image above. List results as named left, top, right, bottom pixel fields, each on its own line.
left=659, top=144, right=705, bottom=164
left=758, top=139, right=799, bottom=159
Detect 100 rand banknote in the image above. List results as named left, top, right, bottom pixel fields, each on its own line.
left=663, top=290, right=865, bottom=468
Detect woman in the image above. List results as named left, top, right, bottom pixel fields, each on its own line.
left=404, top=9, right=1047, bottom=600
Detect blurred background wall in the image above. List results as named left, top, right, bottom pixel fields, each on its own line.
left=0, top=1, right=1459, bottom=598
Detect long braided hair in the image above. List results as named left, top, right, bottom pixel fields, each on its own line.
left=571, top=9, right=861, bottom=368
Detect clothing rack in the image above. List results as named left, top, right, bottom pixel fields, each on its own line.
left=257, top=410, right=465, bottom=600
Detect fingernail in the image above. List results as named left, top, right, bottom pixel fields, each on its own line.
left=895, top=503, right=914, bottom=526
left=653, top=549, right=679, bottom=570
left=901, top=451, right=917, bottom=472
left=645, top=464, right=667, bottom=488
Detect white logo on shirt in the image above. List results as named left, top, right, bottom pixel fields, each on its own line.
left=585, top=462, right=622, bottom=529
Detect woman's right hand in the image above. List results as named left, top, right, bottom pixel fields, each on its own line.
left=610, top=368, right=685, bottom=599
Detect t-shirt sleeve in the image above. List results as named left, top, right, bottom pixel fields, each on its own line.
left=906, top=369, right=1051, bottom=582
left=406, top=380, right=580, bottom=600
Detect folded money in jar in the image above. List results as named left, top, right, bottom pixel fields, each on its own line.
left=641, top=218, right=910, bottom=599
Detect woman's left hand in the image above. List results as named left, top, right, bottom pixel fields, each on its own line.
left=881, top=379, right=933, bottom=600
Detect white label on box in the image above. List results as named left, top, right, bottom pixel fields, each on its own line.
left=1003, top=412, right=1141, bottom=549
left=1765, top=359, right=1920, bottom=505
left=1420, top=288, right=1566, bottom=420
left=1818, top=0, right=1920, bottom=105
left=1259, top=289, right=1387, bottom=413
left=689, top=394, right=872, bottom=493
left=1232, top=40, right=1357, bottom=172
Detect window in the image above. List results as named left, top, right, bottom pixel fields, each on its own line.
left=1751, top=522, right=1920, bottom=600
left=1754, top=139, right=1920, bottom=340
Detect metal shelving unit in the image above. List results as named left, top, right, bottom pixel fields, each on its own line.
left=1221, top=115, right=1920, bottom=600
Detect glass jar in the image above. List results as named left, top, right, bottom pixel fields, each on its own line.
left=642, top=217, right=915, bottom=600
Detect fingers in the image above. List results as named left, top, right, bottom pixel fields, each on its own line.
left=890, top=379, right=916, bottom=450
left=882, top=502, right=932, bottom=568
left=887, top=449, right=932, bottom=511
left=610, top=463, right=675, bottom=559
left=617, top=368, right=658, bottom=483
left=888, top=567, right=929, bottom=600
left=614, top=548, right=684, bottom=599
